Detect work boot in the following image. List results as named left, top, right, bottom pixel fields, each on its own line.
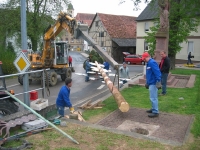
left=159, top=92, right=166, bottom=96
left=159, top=93, right=166, bottom=96
left=148, top=113, right=159, bottom=118
left=146, top=109, right=152, bottom=113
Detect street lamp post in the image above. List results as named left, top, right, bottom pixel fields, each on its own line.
left=21, top=0, right=30, bottom=106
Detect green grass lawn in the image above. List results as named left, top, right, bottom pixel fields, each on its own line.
left=83, top=68, right=200, bottom=140
left=2, top=68, right=200, bottom=150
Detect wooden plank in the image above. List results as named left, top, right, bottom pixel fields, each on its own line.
left=77, top=100, right=92, bottom=109
left=88, top=100, right=102, bottom=109
left=72, top=111, right=86, bottom=122
left=93, top=107, right=103, bottom=109
left=69, top=114, right=78, bottom=120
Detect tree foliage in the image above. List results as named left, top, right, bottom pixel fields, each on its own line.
left=83, top=50, right=104, bottom=70
left=0, top=0, right=70, bottom=52
left=0, top=44, right=17, bottom=74
left=119, top=0, right=149, bottom=10
left=121, top=0, right=200, bottom=69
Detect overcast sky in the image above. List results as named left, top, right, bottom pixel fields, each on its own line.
left=0, top=0, right=148, bottom=17
left=71, top=0, right=148, bottom=17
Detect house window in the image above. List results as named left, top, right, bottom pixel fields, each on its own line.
left=95, top=21, right=99, bottom=27
left=101, top=41, right=104, bottom=47
left=187, top=41, right=194, bottom=53
left=144, top=42, right=149, bottom=51
left=145, top=22, right=149, bottom=32
left=99, top=31, right=104, bottom=37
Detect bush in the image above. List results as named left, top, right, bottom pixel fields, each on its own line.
left=89, top=50, right=103, bottom=64
left=0, top=50, right=17, bottom=75
left=83, top=50, right=103, bottom=70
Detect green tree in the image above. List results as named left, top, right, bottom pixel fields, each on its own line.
left=83, top=50, right=104, bottom=70
left=0, top=0, right=70, bottom=52
left=120, top=0, right=200, bottom=69
left=0, top=43, right=17, bottom=74
left=0, top=8, right=21, bottom=51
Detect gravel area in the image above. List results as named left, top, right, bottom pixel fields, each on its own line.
left=97, top=107, right=193, bottom=143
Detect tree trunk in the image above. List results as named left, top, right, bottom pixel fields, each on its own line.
left=95, top=61, right=129, bottom=112
left=168, top=54, right=176, bottom=70
left=31, top=37, right=38, bottom=52
left=168, top=0, right=181, bottom=70
left=0, top=35, right=7, bottom=51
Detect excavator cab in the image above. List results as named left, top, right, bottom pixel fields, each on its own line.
left=55, top=41, right=69, bottom=65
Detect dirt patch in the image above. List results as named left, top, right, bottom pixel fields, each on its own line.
left=97, top=107, right=193, bottom=144
left=86, top=112, right=110, bottom=124
left=117, top=120, right=160, bottom=136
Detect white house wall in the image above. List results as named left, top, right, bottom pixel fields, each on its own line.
left=136, top=21, right=200, bottom=61
left=136, top=21, right=155, bottom=55
left=89, top=15, right=112, bottom=55
left=136, top=38, right=145, bottom=55
left=177, top=39, right=200, bottom=61
left=137, top=21, right=154, bottom=37
left=190, top=25, right=200, bottom=36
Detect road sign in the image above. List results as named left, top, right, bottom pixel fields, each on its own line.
left=14, top=52, right=31, bottom=73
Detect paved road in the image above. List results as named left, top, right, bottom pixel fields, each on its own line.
left=3, top=51, right=144, bottom=114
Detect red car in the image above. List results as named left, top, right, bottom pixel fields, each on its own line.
left=125, top=55, right=145, bottom=65
left=122, top=52, right=130, bottom=56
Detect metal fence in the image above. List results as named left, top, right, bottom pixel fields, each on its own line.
left=0, top=69, right=50, bottom=102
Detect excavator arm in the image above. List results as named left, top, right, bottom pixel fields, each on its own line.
left=41, top=12, right=77, bottom=67
left=75, top=24, right=119, bottom=69
left=43, top=12, right=76, bottom=40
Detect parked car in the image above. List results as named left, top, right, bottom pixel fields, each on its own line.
left=125, top=55, right=145, bottom=65
left=122, top=52, right=130, bottom=56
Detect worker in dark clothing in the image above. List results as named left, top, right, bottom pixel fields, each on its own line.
left=159, top=51, right=170, bottom=96
left=187, top=52, right=193, bottom=65
left=85, top=58, right=91, bottom=82
left=103, top=61, right=110, bottom=75
left=56, top=78, right=74, bottom=117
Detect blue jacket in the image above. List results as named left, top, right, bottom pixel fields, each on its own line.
left=103, top=62, right=109, bottom=70
left=56, top=86, right=72, bottom=107
left=85, top=60, right=91, bottom=71
left=146, top=58, right=161, bottom=85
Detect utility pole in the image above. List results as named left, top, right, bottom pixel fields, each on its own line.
left=21, top=0, right=30, bottom=106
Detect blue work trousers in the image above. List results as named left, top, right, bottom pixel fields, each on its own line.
left=161, top=73, right=168, bottom=95
left=149, top=85, right=159, bottom=114
left=56, top=105, right=64, bottom=117
left=85, top=70, right=89, bottom=82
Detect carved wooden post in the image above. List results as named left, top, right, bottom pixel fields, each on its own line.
left=95, top=61, right=129, bottom=112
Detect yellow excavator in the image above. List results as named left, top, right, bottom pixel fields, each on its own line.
left=18, top=12, right=77, bottom=86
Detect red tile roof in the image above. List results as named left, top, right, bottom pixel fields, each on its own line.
left=97, top=13, right=137, bottom=38
left=75, top=13, right=95, bottom=26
